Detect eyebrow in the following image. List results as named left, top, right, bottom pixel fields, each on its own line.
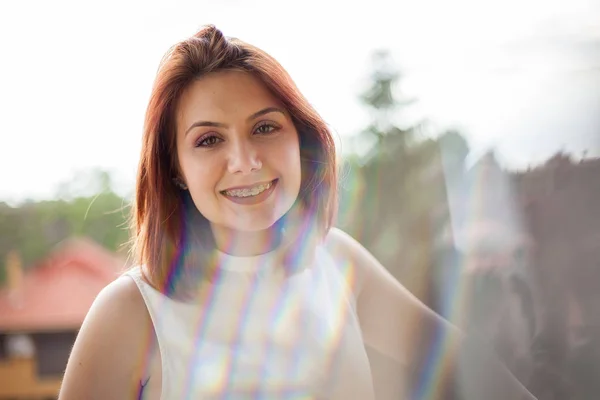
left=184, top=107, right=286, bottom=136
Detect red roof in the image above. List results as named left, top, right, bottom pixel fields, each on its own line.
left=0, top=238, right=126, bottom=332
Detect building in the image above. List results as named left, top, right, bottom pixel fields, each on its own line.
left=0, top=238, right=125, bottom=399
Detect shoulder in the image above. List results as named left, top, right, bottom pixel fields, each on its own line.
left=323, top=227, right=426, bottom=318
left=86, top=271, right=149, bottom=327
left=322, top=226, right=363, bottom=261
left=59, top=274, right=156, bottom=399
left=324, top=229, right=444, bottom=366
left=322, top=227, right=375, bottom=296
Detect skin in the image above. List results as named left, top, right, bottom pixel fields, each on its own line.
left=176, top=70, right=302, bottom=256
left=59, top=71, right=537, bottom=400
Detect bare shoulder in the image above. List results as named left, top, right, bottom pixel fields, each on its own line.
left=322, top=227, right=362, bottom=262
left=59, top=273, right=155, bottom=399
left=324, top=229, right=440, bottom=364
left=322, top=227, right=374, bottom=296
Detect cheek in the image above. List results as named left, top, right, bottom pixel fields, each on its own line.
left=179, top=155, right=217, bottom=194
left=283, top=138, right=302, bottom=184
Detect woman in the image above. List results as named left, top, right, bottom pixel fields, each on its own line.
left=59, top=25, right=536, bottom=399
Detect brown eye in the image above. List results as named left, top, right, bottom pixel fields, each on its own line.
left=196, top=135, right=222, bottom=147
left=254, top=122, right=278, bottom=135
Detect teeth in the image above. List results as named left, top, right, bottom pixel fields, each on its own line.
left=224, top=182, right=272, bottom=198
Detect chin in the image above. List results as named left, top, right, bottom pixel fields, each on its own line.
left=228, top=212, right=285, bottom=233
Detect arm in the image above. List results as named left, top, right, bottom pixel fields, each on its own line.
left=59, top=276, right=156, bottom=400
left=327, top=228, right=537, bottom=400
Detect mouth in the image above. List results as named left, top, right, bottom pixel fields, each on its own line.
left=221, top=179, right=277, bottom=198
left=220, top=179, right=278, bottom=205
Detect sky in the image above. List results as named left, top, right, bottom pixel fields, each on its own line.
left=1, top=0, right=599, bottom=203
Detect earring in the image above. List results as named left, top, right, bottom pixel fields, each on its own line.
left=173, top=178, right=188, bottom=190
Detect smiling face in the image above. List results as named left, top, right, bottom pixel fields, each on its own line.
left=175, top=70, right=302, bottom=244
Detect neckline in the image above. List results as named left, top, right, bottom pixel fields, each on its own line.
left=214, top=247, right=280, bottom=273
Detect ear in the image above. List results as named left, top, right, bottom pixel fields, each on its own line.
left=173, top=177, right=188, bottom=190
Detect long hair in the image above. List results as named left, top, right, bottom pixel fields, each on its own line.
left=130, top=25, right=338, bottom=295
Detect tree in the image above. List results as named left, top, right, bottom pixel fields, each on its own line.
left=0, top=170, right=131, bottom=284
left=337, top=50, right=470, bottom=303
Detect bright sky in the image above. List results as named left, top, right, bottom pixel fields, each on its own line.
left=1, top=0, right=599, bottom=203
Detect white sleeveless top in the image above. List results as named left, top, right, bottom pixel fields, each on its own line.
left=126, top=245, right=375, bottom=399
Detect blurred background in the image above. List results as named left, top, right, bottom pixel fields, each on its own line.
left=0, top=0, right=599, bottom=399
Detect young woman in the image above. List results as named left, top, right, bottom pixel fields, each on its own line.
left=59, top=25, right=537, bottom=399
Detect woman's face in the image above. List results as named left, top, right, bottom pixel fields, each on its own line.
left=175, top=70, right=302, bottom=235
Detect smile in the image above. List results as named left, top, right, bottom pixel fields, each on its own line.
left=222, top=180, right=274, bottom=198
left=220, top=179, right=279, bottom=206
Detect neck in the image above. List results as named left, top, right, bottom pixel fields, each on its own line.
left=210, top=223, right=282, bottom=256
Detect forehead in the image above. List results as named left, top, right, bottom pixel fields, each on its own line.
left=177, top=70, right=283, bottom=126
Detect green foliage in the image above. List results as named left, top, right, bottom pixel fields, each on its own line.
left=0, top=172, right=131, bottom=285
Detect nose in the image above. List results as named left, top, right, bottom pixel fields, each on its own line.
left=227, top=138, right=262, bottom=175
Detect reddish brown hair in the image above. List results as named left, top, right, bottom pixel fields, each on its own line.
left=130, top=25, right=337, bottom=293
